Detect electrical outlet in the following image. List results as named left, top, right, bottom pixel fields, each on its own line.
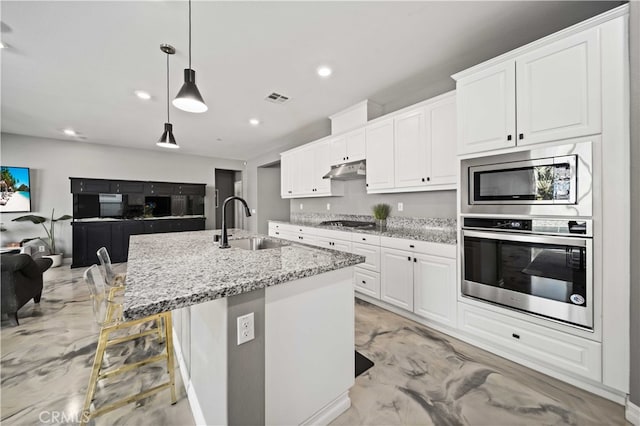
left=39, top=246, right=45, bottom=252
left=398, top=202, right=404, bottom=212
left=326, top=203, right=331, bottom=210
left=299, top=203, right=303, bottom=210
left=237, top=312, right=255, bottom=345
left=251, top=208, right=256, bottom=214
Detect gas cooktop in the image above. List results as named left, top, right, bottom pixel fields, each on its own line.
left=318, top=220, right=376, bottom=229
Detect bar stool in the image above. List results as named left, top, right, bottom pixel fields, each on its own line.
left=97, top=246, right=164, bottom=341
left=80, top=265, right=176, bottom=425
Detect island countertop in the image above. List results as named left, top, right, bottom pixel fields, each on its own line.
left=123, top=229, right=365, bottom=320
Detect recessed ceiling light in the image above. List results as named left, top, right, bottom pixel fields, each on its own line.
left=317, top=66, right=332, bottom=78
left=63, top=128, right=78, bottom=136
left=134, top=90, right=152, bottom=100
left=249, top=118, right=260, bottom=126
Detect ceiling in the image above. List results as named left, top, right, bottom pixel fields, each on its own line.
left=1, top=1, right=622, bottom=161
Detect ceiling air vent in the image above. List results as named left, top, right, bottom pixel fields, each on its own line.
left=265, top=92, right=290, bottom=104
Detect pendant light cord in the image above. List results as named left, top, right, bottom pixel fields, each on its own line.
left=188, top=0, right=192, bottom=69
left=166, top=52, right=170, bottom=122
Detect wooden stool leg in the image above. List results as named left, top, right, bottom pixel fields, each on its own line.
left=163, top=312, right=177, bottom=404
left=156, top=316, right=164, bottom=343
left=81, top=327, right=110, bottom=425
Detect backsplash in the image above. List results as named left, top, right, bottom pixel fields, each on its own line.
left=289, top=180, right=457, bottom=219
left=290, top=212, right=456, bottom=231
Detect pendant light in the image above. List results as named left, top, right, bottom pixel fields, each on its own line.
left=173, top=0, right=207, bottom=113
left=157, top=44, right=180, bottom=149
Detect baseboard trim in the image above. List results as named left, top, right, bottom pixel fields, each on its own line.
left=172, top=329, right=206, bottom=426
left=627, top=399, right=640, bottom=425
left=301, top=391, right=351, bottom=426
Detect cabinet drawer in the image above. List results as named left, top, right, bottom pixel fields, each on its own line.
left=145, top=182, right=175, bottom=196
left=351, top=242, right=380, bottom=272
left=381, top=236, right=456, bottom=258
left=354, top=268, right=380, bottom=299
left=312, top=228, right=350, bottom=241
left=71, top=179, right=111, bottom=194
left=458, top=303, right=601, bottom=381
left=111, top=181, right=145, bottom=194
left=350, top=232, right=381, bottom=246
left=315, top=236, right=352, bottom=253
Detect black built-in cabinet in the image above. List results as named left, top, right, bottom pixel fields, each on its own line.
left=70, top=177, right=206, bottom=268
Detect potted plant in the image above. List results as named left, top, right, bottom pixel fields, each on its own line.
left=372, top=203, right=391, bottom=232
left=12, top=209, right=72, bottom=267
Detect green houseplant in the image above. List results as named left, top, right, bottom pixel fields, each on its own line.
left=12, top=209, right=72, bottom=266
left=372, top=203, right=391, bottom=231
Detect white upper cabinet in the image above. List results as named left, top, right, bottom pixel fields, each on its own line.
left=394, top=108, right=428, bottom=188
left=280, top=152, right=293, bottom=198
left=280, top=140, right=343, bottom=199
left=516, top=28, right=601, bottom=146
left=426, top=95, right=458, bottom=186
left=455, top=26, right=602, bottom=155
left=365, top=118, right=395, bottom=191
left=456, top=61, right=516, bottom=155
left=329, top=128, right=366, bottom=165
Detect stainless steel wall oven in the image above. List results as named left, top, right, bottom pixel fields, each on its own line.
left=461, top=218, right=593, bottom=329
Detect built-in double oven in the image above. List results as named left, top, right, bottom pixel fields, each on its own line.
left=460, top=142, right=594, bottom=329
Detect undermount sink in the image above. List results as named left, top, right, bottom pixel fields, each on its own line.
left=228, top=237, right=287, bottom=251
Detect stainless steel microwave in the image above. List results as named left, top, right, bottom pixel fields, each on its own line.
left=461, top=142, right=593, bottom=217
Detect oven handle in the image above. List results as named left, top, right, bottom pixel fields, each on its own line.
left=462, top=229, right=587, bottom=247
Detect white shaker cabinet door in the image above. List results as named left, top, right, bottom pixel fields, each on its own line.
left=457, top=61, right=516, bottom=155
left=394, top=107, right=429, bottom=188
left=365, top=118, right=395, bottom=191
left=426, top=94, right=457, bottom=186
left=329, top=135, right=347, bottom=165
left=380, top=248, right=413, bottom=311
left=312, top=141, right=332, bottom=195
left=345, top=128, right=366, bottom=162
left=516, top=27, right=601, bottom=146
left=413, top=253, right=457, bottom=328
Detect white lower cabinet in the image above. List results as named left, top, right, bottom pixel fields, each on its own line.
left=380, top=248, right=414, bottom=311
left=354, top=268, right=380, bottom=299
left=351, top=242, right=380, bottom=272
left=458, top=303, right=602, bottom=381
left=413, top=253, right=457, bottom=327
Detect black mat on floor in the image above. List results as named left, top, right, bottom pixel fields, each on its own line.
left=355, top=351, right=374, bottom=377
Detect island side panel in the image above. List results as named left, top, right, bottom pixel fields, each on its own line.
left=265, top=267, right=355, bottom=425
left=189, top=297, right=228, bottom=425
left=226, top=288, right=266, bottom=425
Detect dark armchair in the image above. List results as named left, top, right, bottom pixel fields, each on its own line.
left=1, top=253, right=53, bottom=326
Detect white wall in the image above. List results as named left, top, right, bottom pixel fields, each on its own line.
left=0, top=133, right=244, bottom=256
left=256, top=167, right=289, bottom=235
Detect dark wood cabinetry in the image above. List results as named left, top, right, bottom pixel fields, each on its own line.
left=72, top=218, right=205, bottom=268
left=71, top=179, right=111, bottom=194
left=70, top=177, right=207, bottom=268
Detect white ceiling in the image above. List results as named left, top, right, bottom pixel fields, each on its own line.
left=1, top=1, right=621, bottom=161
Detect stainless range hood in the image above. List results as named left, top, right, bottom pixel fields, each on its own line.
left=322, top=160, right=366, bottom=180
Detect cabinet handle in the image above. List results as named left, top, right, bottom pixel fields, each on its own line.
left=413, top=258, right=417, bottom=262
left=407, top=256, right=411, bottom=261
left=362, top=238, right=366, bottom=241
left=409, top=244, right=414, bottom=248
left=427, top=177, right=430, bottom=182
left=519, top=133, right=524, bottom=140
left=421, top=178, right=425, bottom=182
left=275, top=231, right=280, bottom=235
left=507, top=134, right=512, bottom=141
left=512, top=333, right=520, bottom=339
left=362, top=280, right=366, bottom=284
left=215, top=189, right=219, bottom=208
left=366, top=184, right=369, bottom=187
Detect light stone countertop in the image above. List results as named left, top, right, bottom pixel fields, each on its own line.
left=123, top=229, right=365, bottom=320
left=269, top=219, right=457, bottom=245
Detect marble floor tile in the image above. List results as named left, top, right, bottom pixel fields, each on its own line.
left=332, top=299, right=629, bottom=426
left=1, top=265, right=628, bottom=425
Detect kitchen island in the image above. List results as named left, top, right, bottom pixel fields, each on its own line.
left=124, top=229, right=364, bottom=425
